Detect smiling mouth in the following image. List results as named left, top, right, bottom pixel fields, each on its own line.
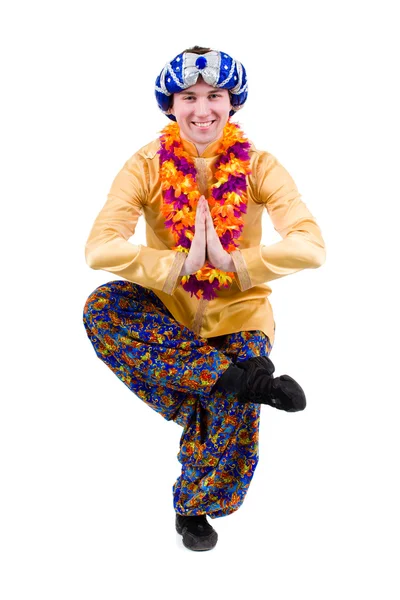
left=192, top=120, right=215, bottom=128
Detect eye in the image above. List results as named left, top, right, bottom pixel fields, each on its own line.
left=209, top=93, right=221, bottom=99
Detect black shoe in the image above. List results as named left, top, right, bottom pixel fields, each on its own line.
left=236, top=356, right=306, bottom=412
left=175, top=513, right=218, bottom=551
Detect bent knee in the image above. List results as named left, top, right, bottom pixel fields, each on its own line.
left=82, top=281, right=118, bottom=323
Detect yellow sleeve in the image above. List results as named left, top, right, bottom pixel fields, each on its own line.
left=84, top=152, right=186, bottom=294
left=231, top=152, right=326, bottom=291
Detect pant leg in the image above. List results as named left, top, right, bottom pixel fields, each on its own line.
left=82, top=280, right=232, bottom=422
left=83, top=280, right=272, bottom=519
left=173, top=330, right=273, bottom=519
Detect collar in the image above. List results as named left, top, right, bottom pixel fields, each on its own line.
left=181, top=136, right=224, bottom=159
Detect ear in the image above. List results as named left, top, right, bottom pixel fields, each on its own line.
left=166, top=97, right=175, bottom=116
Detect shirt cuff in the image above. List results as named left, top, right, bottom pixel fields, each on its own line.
left=162, top=252, right=187, bottom=295
left=230, top=249, right=252, bottom=292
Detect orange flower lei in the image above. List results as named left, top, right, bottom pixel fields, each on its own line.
left=158, top=120, right=252, bottom=300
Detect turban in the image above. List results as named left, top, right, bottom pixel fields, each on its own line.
left=155, top=49, right=248, bottom=121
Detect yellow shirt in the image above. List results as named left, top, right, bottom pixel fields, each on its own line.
left=85, top=134, right=326, bottom=346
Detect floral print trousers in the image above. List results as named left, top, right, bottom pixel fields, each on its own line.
left=82, top=280, right=273, bottom=519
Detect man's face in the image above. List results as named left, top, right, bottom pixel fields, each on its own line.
left=169, top=79, right=232, bottom=154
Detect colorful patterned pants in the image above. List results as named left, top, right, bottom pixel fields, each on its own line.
left=82, top=280, right=273, bottom=519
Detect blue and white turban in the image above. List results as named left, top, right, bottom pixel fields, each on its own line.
left=155, top=50, right=248, bottom=121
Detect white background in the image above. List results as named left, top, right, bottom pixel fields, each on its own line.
left=1, top=1, right=399, bottom=598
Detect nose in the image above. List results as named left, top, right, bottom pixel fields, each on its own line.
left=194, top=97, right=210, bottom=118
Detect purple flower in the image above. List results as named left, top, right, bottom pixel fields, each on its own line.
left=175, top=156, right=196, bottom=176
left=182, top=277, right=202, bottom=298
left=172, top=194, right=189, bottom=210
left=201, top=279, right=221, bottom=301
left=215, top=141, right=251, bottom=167
left=229, top=142, right=251, bottom=161
left=163, top=187, right=176, bottom=203
left=177, top=233, right=191, bottom=249
left=213, top=174, right=247, bottom=200
left=220, top=230, right=232, bottom=246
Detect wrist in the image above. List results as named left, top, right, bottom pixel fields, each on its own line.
left=223, top=254, right=236, bottom=273
left=179, top=257, right=189, bottom=277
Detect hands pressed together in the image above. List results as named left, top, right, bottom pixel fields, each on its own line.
left=180, top=196, right=236, bottom=277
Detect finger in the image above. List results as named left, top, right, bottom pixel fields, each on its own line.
left=206, top=218, right=217, bottom=246
left=206, top=208, right=214, bottom=227
left=206, top=204, right=215, bottom=223
left=196, top=196, right=206, bottom=219
left=204, top=207, right=211, bottom=228
left=196, top=197, right=205, bottom=214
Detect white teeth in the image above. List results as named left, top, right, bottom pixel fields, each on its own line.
left=193, top=121, right=213, bottom=128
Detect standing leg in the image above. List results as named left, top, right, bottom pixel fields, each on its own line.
left=173, top=330, right=273, bottom=519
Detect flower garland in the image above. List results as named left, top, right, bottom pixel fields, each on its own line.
left=158, top=120, right=252, bottom=300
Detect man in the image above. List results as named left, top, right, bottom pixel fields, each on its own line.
left=83, top=46, right=326, bottom=551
